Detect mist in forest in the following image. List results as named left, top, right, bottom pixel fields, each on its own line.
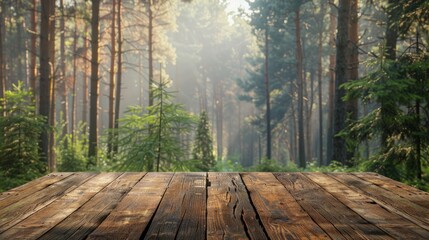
left=0, top=0, right=428, bottom=191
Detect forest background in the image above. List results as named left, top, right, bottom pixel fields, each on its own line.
left=0, top=0, right=428, bottom=191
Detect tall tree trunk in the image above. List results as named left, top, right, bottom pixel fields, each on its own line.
left=202, top=70, right=208, bottom=112
left=333, top=0, right=350, bottom=165
left=264, top=26, right=271, bottom=160
left=71, top=0, right=78, bottom=141
left=289, top=111, right=296, bottom=164
left=326, top=0, right=336, bottom=165
left=0, top=1, right=5, bottom=116
left=39, top=0, right=51, bottom=166
left=113, top=0, right=122, bottom=154
left=381, top=0, right=398, bottom=150
left=88, top=0, right=101, bottom=163
left=295, top=7, right=306, bottom=168
left=16, top=1, right=25, bottom=86
left=82, top=25, right=89, bottom=130
left=317, top=0, right=326, bottom=166
left=344, top=0, right=359, bottom=164
left=156, top=66, right=163, bottom=172
left=147, top=0, right=154, bottom=107
left=144, top=0, right=156, bottom=170
left=6, top=14, right=13, bottom=88
left=290, top=81, right=298, bottom=165
left=385, top=0, right=398, bottom=61
left=238, top=101, right=242, bottom=164
left=30, top=0, right=37, bottom=101
left=306, top=69, right=314, bottom=163
left=215, top=79, right=223, bottom=160
left=48, top=0, right=56, bottom=172
left=60, top=0, right=68, bottom=138
left=414, top=29, right=422, bottom=180
left=139, top=54, right=143, bottom=107
left=108, top=0, right=116, bottom=157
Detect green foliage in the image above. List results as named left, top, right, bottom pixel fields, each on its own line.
left=342, top=51, right=429, bottom=181
left=246, top=159, right=301, bottom=172
left=0, top=83, right=46, bottom=191
left=308, top=161, right=356, bottom=173
left=113, top=82, right=196, bottom=171
left=212, top=160, right=244, bottom=172
left=57, top=123, right=88, bottom=172
left=192, top=111, right=215, bottom=171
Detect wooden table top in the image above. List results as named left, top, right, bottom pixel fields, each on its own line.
left=0, top=172, right=428, bottom=239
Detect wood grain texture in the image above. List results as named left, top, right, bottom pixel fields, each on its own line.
left=305, top=172, right=429, bottom=239
left=143, top=172, right=207, bottom=240
left=0, top=173, right=121, bottom=239
left=241, top=172, right=329, bottom=240
left=0, top=172, right=73, bottom=206
left=38, top=172, right=144, bottom=240
left=0, top=172, right=95, bottom=234
left=329, top=172, right=429, bottom=230
left=87, top=172, right=173, bottom=240
left=0, top=172, right=428, bottom=240
left=353, top=172, right=429, bottom=208
left=276, top=172, right=393, bottom=240
left=207, top=172, right=267, bottom=240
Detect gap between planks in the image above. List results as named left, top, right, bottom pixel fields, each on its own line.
left=1, top=172, right=429, bottom=240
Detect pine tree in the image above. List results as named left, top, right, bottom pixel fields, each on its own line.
left=0, top=83, right=46, bottom=189
left=192, top=111, right=215, bottom=171
left=115, top=80, right=195, bottom=172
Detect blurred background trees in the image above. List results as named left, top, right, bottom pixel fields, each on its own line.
left=0, top=0, right=428, bottom=191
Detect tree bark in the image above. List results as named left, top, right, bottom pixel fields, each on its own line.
left=39, top=0, right=51, bottom=165
left=16, top=1, right=25, bottom=87
left=48, top=0, right=56, bottom=172
left=264, top=26, right=271, bottom=160
left=0, top=1, right=5, bottom=117
left=317, top=0, right=326, bottom=166
left=113, top=0, right=122, bottom=154
left=326, top=0, right=336, bottom=165
left=88, top=0, right=101, bottom=162
left=381, top=0, right=398, bottom=149
left=385, top=0, right=398, bottom=61
left=60, top=0, right=69, bottom=138
left=333, top=0, right=350, bottom=165
left=30, top=0, right=37, bottom=99
left=148, top=0, right=154, bottom=107
left=345, top=0, right=359, bottom=163
left=108, top=0, right=116, bottom=157
left=295, top=7, right=306, bottom=168
left=413, top=29, right=422, bottom=180
left=71, top=0, right=78, bottom=141
left=215, top=79, right=223, bottom=160
left=202, top=70, right=208, bottom=112
left=82, top=25, right=89, bottom=130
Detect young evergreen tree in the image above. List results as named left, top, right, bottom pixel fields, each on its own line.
left=0, top=83, right=46, bottom=190
left=192, top=111, right=215, bottom=171
left=114, top=79, right=195, bottom=172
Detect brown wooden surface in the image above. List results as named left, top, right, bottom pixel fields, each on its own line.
left=0, top=172, right=428, bottom=240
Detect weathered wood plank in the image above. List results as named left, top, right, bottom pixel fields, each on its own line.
left=353, top=172, right=429, bottom=208
left=241, top=172, right=329, bottom=240
left=38, top=172, right=144, bottom=240
left=0, top=172, right=120, bottom=239
left=0, top=172, right=73, bottom=205
left=87, top=172, right=173, bottom=240
left=0, top=172, right=95, bottom=234
left=305, top=172, right=429, bottom=239
left=207, top=172, right=268, bottom=240
left=329, top=173, right=429, bottom=231
left=275, top=172, right=391, bottom=240
left=143, top=173, right=206, bottom=240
